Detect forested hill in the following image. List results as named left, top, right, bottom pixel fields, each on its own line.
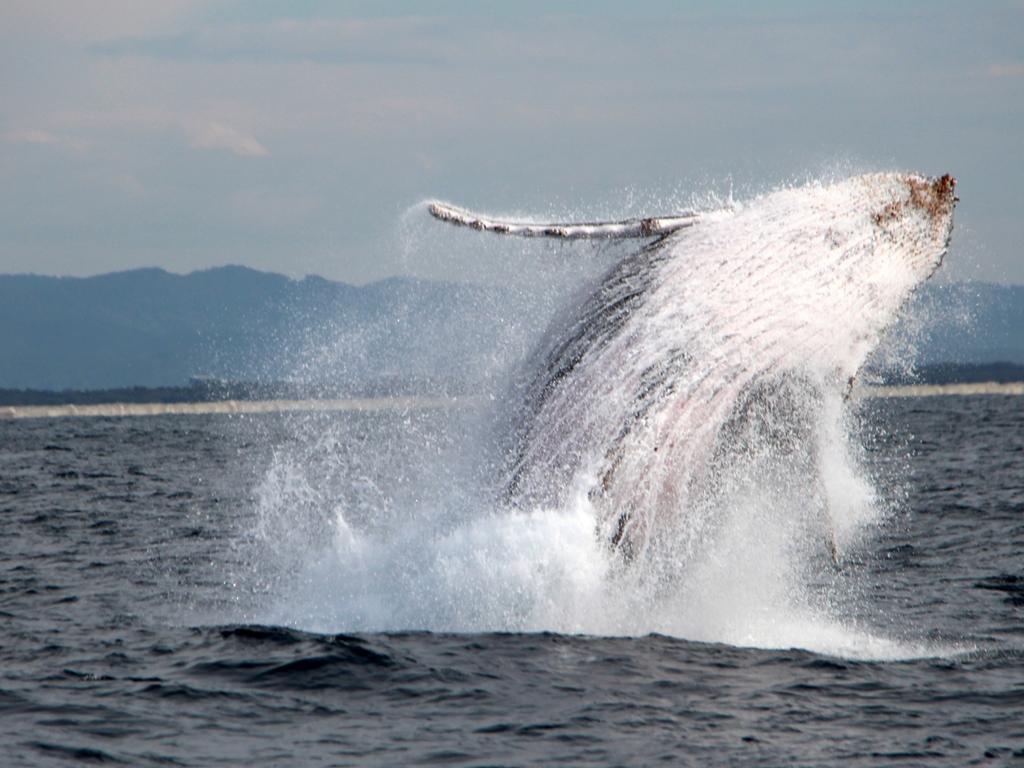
left=1, top=266, right=1021, bottom=391
left=0, top=266, right=510, bottom=391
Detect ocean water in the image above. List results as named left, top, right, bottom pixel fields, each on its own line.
left=1, top=394, right=1022, bottom=767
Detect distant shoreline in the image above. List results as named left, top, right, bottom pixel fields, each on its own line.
left=3, top=362, right=1024, bottom=410
left=1, top=384, right=1021, bottom=420
left=0, top=380, right=472, bottom=408
left=0, top=396, right=476, bottom=420
left=855, top=381, right=1024, bottom=398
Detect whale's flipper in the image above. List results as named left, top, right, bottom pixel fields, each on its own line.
left=427, top=201, right=699, bottom=240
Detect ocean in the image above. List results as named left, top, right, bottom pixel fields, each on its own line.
left=1, top=394, right=1022, bottom=766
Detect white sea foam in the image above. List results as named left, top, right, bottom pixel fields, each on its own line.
left=252, top=488, right=958, bottom=661
left=244, top=173, right=959, bottom=662
left=247, top=396, right=954, bottom=661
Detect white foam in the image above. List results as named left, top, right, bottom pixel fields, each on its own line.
left=239, top=173, right=959, bottom=662
left=247, top=419, right=955, bottom=661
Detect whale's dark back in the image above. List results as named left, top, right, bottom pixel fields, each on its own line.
left=504, top=235, right=676, bottom=503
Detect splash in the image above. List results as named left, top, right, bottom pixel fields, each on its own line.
left=241, top=173, right=958, bottom=661
left=498, top=173, right=956, bottom=560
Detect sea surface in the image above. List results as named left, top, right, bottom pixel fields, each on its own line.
left=1, top=395, right=1022, bottom=766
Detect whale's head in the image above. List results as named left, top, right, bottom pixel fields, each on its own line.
left=780, top=172, right=957, bottom=291
left=866, top=172, right=957, bottom=282
left=714, top=172, right=958, bottom=385
left=830, top=173, right=957, bottom=376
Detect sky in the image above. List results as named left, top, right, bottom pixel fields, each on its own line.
left=1, top=1, right=1022, bottom=284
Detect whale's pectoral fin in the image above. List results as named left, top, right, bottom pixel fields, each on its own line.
left=810, top=432, right=841, bottom=566
left=427, top=201, right=700, bottom=240
left=818, top=467, right=841, bottom=567
left=826, top=520, right=840, bottom=566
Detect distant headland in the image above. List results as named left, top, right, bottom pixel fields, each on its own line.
left=2, top=266, right=1022, bottom=404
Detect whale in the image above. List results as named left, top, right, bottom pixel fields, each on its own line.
left=428, top=173, right=957, bottom=563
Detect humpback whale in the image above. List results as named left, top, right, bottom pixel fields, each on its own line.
left=429, top=173, right=957, bottom=563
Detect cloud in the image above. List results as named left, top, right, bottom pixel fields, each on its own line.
left=186, top=121, right=268, bottom=156
left=92, top=16, right=434, bottom=63
left=89, top=15, right=580, bottom=69
left=2, top=129, right=88, bottom=151
left=0, top=1, right=214, bottom=43
left=988, top=62, right=1024, bottom=78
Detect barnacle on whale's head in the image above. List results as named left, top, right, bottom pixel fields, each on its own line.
left=870, top=173, right=957, bottom=279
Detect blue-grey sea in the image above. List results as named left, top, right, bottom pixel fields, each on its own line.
left=1, top=395, right=1022, bottom=766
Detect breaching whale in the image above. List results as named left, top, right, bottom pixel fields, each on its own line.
left=428, top=173, right=957, bottom=563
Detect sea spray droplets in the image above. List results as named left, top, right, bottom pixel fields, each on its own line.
left=247, top=374, right=917, bottom=658
left=249, top=174, right=956, bottom=659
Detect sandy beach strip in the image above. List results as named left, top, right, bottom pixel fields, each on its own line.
left=0, top=396, right=479, bottom=420
left=2, top=383, right=1022, bottom=419
left=855, top=381, right=1024, bottom=399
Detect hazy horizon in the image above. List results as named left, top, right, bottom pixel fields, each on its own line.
left=3, top=261, right=1024, bottom=289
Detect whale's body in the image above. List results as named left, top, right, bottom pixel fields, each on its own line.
left=429, top=173, right=957, bottom=561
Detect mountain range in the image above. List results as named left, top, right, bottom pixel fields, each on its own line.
left=1, top=266, right=1021, bottom=392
